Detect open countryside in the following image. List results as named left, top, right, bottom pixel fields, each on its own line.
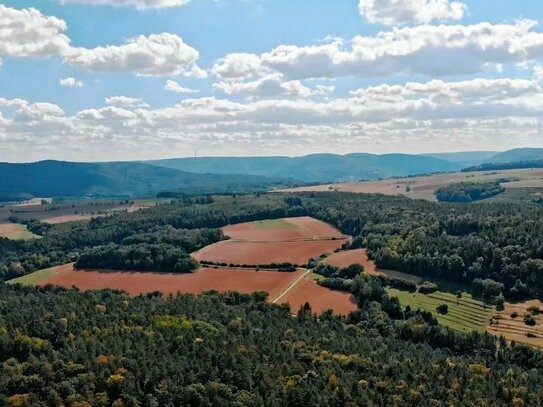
left=280, top=168, right=543, bottom=202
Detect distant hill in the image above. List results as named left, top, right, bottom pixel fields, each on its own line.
left=463, top=159, right=543, bottom=172
left=148, top=153, right=461, bottom=182
left=0, top=161, right=298, bottom=198
left=421, top=151, right=498, bottom=167
left=485, top=148, right=543, bottom=164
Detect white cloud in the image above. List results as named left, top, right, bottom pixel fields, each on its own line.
left=165, top=80, right=198, bottom=93
left=0, top=5, right=203, bottom=77
left=212, top=53, right=266, bottom=80
left=105, top=96, right=149, bottom=108
left=59, top=77, right=83, bottom=87
left=214, top=21, right=543, bottom=81
left=213, top=74, right=334, bottom=99
left=57, top=0, right=190, bottom=9
left=66, top=33, right=202, bottom=76
left=359, top=0, right=467, bottom=26
left=0, top=5, right=70, bottom=59
left=1, top=77, right=542, bottom=160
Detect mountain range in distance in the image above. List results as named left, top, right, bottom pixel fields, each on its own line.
left=1, top=147, right=542, bottom=199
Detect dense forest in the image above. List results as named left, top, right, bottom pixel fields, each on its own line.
left=435, top=181, right=505, bottom=202
left=1, top=283, right=543, bottom=406
left=3, top=192, right=543, bottom=301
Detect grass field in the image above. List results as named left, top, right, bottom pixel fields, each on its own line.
left=0, top=223, right=40, bottom=240
left=7, top=267, right=57, bottom=285
left=388, top=288, right=495, bottom=333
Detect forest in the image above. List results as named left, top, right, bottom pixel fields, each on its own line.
left=1, top=283, right=543, bottom=406
left=435, top=181, right=505, bottom=202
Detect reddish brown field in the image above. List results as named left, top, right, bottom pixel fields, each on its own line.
left=193, top=239, right=347, bottom=266
left=280, top=277, right=357, bottom=315
left=38, top=263, right=306, bottom=298
left=27, top=264, right=355, bottom=315
left=284, top=216, right=345, bottom=239
left=222, top=216, right=344, bottom=242
left=222, top=222, right=307, bottom=242
left=323, top=249, right=422, bottom=282
left=324, top=249, right=372, bottom=270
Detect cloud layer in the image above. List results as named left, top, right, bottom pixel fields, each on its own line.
left=1, top=77, right=541, bottom=160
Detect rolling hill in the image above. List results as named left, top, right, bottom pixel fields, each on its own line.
left=148, top=153, right=462, bottom=182
left=484, top=148, right=543, bottom=164
left=0, top=160, right=298, bottom=199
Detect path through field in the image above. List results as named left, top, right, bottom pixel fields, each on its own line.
left=272, top=269, right=312, bottom=304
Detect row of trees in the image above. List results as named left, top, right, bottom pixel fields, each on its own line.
left=435, top=181, right=505, bottom=202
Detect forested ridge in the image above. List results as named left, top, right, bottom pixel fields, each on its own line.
left=1, top=284, right=543, bottom=406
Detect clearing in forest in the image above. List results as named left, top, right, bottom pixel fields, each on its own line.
left=0, top=223, right=40, bottom=240
left=194, top=217, right=349, bottom=266
left=388, top=288, right=494, bottom=333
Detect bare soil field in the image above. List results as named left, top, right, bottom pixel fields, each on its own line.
left=324, top=249, right=371, bottom=269
left=279, top=277, right=357, bottom=315
left=193, top=239, right=347, bottom=266
left=323, top=249, right=423, bottom=283
left=278, top=168, right=543, bottom=202
left=222, top=216, right=344, bottom=242
left=25, top=263, right=304, bottom=298
left=488, top=300, right=543, bottom=348
left=10, top=264, right=356, bottom=315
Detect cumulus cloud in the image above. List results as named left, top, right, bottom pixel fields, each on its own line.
left=212, top=53, right=266, bottom=80
left=57, top=0, right=190, bottom=9
left=165, top=80, right=198, bottom=93
left=59, top=77, right=83, bottom=87
left=1, top=77, right=542, bottom=160
left=0, top=5, right=203, bottom=77
left=213, top=74, right=334, bottom=99
left=105, top=96, right=149, bottom=108
left=358, top=0, right=467, bottom=26
left=0, top=5, right=70, bottom=59
left=66, top=33, right=202, bottom=76
left=214, top=21, right=543, bottom=81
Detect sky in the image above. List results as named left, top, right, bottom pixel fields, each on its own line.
left=0, top=0, right=542, bottom=162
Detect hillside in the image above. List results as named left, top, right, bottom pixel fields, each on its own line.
left=485, top=148, right=543, bottom=164
left=463, top=159, right=543, bottom=172
left=421, top=151, right=498, bottom=167
left=148, top=153, right=461, bottom=182
left=0, top=160, right=297, bottom=198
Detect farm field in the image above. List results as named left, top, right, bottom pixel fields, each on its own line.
left=0, top=198, right=156, bottom=225
left=222, top=216, right=344, bottom=241
left=279, top=168, right=543, bottom=202
left=0, top=223, right=40, bottom=240
left=193, top=239, right=346, bottom=266
left=195, top=217, right=348, bottom=266
left=8, top=264, right=356, bottom=315
left=323, top=249, right=423, bottom=283
left=278, top=276, right=357, bottom=315
left=388, top=288, right=494, bottom=333
left=488, top=300, right=543, bottom=348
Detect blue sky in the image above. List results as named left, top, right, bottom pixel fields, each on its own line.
left=0, top=0, right=542, bottom=161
